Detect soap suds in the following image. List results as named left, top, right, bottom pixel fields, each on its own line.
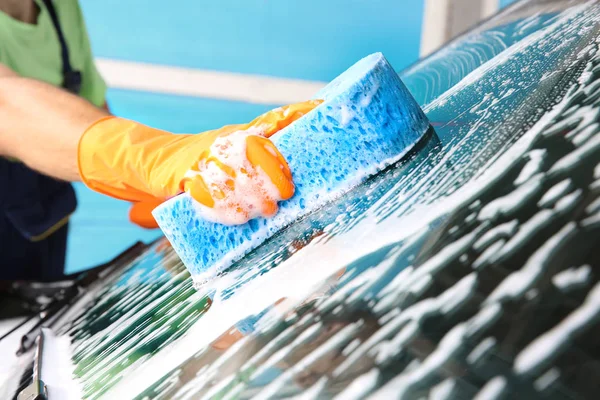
left=474, top=376, right=507, bottom=400
left=333, top=369, right=379, bottom=400
left=514, top=282, right=600, bottom=375
left=514, top=149, right=546, bottom=185
left=340, top=105, right=354, bottom=126
left=40, top=329, right=83, bottom=400
left=429, top=378, right=457, bottom=400
left=360, top=83, right=380, bottom=107
left=538, top=179, right=573, bottom=208
left=184, top=128, right=284, bottom=226
left=552, top=265, right=592, bottom=291
left=0, top=318, right=38, bottom=398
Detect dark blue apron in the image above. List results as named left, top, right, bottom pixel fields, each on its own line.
left=0, top=0, right=82, bottom=281
left=0, top=162, right=76, bottom=281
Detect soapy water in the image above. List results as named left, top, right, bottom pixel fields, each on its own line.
left=183, top=127, right=284, bottom=226
left=3, top=2, right=600, bottom=399
left=153, top=52, right=430, bottom=280
left=401, top=3, right=560, bottom=107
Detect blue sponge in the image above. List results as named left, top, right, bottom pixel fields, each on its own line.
left=153, top=52, right=430, bottom=283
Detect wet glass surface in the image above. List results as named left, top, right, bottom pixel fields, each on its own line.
left=64, top=243, right=211, bottom=399
left=25, top=1, right=600, bottom=399
left=401, top=0, right=570, bottom=106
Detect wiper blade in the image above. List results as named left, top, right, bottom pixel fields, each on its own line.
left=17, top=328, right=48, bottom=400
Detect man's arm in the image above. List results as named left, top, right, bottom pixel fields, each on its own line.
left=0, top=64, right=319, bottom=226
left=0, top=64, right=16, bottom=78
left=0, top=73, right=109, bottom=181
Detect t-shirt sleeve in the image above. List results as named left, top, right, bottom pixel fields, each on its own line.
left=73, top=1, right=107, bottom=107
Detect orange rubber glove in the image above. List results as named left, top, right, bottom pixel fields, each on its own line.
left=78, top=100, right=322, bottom=228
left=128, top=199, right=164, bottom=229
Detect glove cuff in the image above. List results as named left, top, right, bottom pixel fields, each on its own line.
left=77, top=116, right=118, bottom=196
left=78, top=116, right=166, bottom=202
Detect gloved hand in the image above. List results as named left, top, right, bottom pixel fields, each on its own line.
left=128, top=199, right=164, bottom=229
left=78, top=101, right=322, bottom=228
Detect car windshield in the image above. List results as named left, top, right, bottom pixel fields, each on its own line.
left=3, top=1, right=599, bottom=399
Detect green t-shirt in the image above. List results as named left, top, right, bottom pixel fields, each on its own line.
left=0, top=0, right=107, bottom=106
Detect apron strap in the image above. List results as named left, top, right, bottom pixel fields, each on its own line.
left=41, top=0, right=82, bottom=94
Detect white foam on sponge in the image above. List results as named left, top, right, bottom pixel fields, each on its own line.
left=153, top=52, right=431, bottom=282
left=183, top=127, right=283, bottom=226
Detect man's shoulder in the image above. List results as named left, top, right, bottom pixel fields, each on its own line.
left=53, top=0, right=87, bottom=33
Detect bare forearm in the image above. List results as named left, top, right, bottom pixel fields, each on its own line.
left=0, top=75, right=109, bottom=181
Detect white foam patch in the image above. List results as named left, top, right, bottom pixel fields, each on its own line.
left=486, top=222, right=577, bottom=304
left=474, top=376, right=507, bottom=400
left=514, top=149, right=546, bottom=185
left=340, top=105, right=354, bottom=126
left=184, top=128, right=284, bottom=226
left=467, top=337, right=497, bottom=365
left=514, top=281, right=600, bottom=375
left=538, top=179, right=573, bottom=208
left=429, top=378, right=458, bottom=400
left=360, top=83, right=380, bottom=107
left=332, top=369, right=379, bottom=400
left=0, top=318, right=38, bottom=398
left=40, top=328, right=83, bottom=400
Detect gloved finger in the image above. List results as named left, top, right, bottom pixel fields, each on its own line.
left=249, top=100, right=323, bottom=138
left=182, top=174, right=215, bottom=208
left=260, top=199, right=279, bottom=218
left=129, top=198, right=163, bottom=229
left=245, top=135, right=294, bottom=200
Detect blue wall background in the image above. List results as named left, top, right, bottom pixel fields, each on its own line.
left=67, top=0, right=516, bottom=273
left=80, top=0, right=425, bottom=82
